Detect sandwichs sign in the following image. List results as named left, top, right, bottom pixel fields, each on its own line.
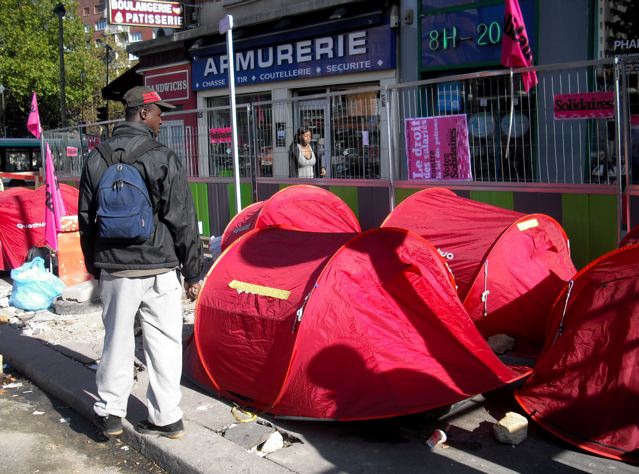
left=108, top=0, right=183, bottom=29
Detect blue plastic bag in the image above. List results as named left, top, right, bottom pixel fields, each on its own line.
left=9, top=257, right=66, bottom=311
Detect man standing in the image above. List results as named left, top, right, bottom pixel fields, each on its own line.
left=79, top=86, right=203, bottom=439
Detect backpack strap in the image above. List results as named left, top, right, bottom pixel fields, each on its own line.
left=96, top=142, right=116, bottom=166
left=122, top=139, right=164, bottom=165
left=95, top=138, right=163, bottom=167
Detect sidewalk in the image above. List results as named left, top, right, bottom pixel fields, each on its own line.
left=0, top=278, right=635, bottom=474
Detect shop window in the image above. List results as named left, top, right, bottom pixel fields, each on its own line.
left=95, top=19, right=107, bottom=31
left=330, top=92, right=380, bottom=179
left=293, top=85, right=381, bottom=179
left=205, top=93, right=272, bottom=178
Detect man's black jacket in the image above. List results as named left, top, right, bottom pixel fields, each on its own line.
left=78, top=122, right=203, bottom=283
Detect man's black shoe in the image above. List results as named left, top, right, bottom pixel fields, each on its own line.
left=136, top=419, right=184, bottom=439
left=96, top=414, right=123, bottom=437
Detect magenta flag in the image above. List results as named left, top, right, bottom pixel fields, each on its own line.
left=44, top=143, right=66, bottom=251
left=27, top=92, right=42, bottom=139
left=501, top=0, right=538, bottom=92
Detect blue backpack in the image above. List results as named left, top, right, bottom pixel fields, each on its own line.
left=95, top=139, right=162, bottom=243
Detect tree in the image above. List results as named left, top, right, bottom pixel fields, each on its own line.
left=0, top=0, right=104, bottom=133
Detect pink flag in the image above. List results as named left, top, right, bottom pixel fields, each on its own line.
left=44, top=143, right=66, bottom=251
left=501, top=0, right=538, bottom=92
left=27, top=91, right=42, bottom=139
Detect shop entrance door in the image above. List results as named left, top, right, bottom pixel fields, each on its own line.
left=295, top=99, right=330, bottom=177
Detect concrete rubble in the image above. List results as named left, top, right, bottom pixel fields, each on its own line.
left=493, top=411, right=529, bottom=446
left=487, top=334, right=516, bottom=354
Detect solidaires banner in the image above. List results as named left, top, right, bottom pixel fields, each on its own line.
left=108, top=0, right=183, bottom=28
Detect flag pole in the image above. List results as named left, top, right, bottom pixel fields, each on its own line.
left=504, top=68, right=516, bottom=180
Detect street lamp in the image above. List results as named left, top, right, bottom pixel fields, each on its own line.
left=105, top=43, right=112, bottom=120
left=97, top=40, right=113, bottom=120
left=0, top=84, right=5, bottom=138
left=53, top=3, right=67, bottom=127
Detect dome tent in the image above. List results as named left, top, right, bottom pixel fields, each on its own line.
left=0, top=184, right=79, bottom=270
left=515, top=244, right=639, bottom=464
left=220, top=201, right=265, bottom=251
left=620, top=223, right=639, bottom=247
left=382, top=187, right=576, bottom=355
left=192, top=226, right=529, bottom=420
left=220, top=185, right=360, bottom=251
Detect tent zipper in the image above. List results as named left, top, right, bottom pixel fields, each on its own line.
left=552, top=279, right=574, bottom=345
left=292, top=283, right=318, bottom=333
left=481, top=260, right=490, bottom=317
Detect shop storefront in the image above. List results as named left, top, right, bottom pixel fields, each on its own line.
left=191, top=16, right=397, bottom=179
left=417, top=0, right=539, bottom=182
left=141, top=62, right=199, bottom=174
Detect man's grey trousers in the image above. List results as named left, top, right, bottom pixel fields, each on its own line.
left=94, top=270, right=183, bottom=426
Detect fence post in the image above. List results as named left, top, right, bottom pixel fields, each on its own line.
left=613, top=57, right=626, bottom=242
left=383, top=86, right=395, bottom=211
left=504, top=68, right=515, bottom=165
left=248, top=104, right=259, bottom=203
left=621, top=62, right=632, bottom=231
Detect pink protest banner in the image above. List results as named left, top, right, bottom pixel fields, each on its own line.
left=502, top=0, right=538, bottom=92
left=44, top=143, right=67, bottom=251
left=26, top=92, right=66, bottom=251
left=553, top=92, right=614, bottom=120
left=66, top=146, right=78, bottom=157
left=405, top=114, right=472, bottom=180
left=86, top=135, right=101, bottom=151
left=209, top=127, right=232, bottom=144
left=27, top=92, right=42, bottom=139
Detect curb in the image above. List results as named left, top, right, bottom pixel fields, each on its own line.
left=0, top=324, right=292, bottom=474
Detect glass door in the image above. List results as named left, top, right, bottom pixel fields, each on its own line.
left=295, top=98, right=330, bottom=177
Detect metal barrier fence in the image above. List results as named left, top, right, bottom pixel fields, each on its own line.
left=44, top=58, right=637, bottom=190
left=388, top=60, right=620, bottom=185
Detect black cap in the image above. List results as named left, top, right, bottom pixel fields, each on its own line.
left=122, top=86, right=175, bottom=111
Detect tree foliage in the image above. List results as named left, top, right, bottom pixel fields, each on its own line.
left=0, top=0, right=105, bottom=131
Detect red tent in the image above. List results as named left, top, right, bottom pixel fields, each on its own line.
left=0, top=184, right=78, bottom=270
left=220, top=185, right=360, bottom=251
left=516, top=245, right=639, bottom=464
left=190, top=226, right=529, bottom=420
left=382, top=188, right=576, bottom=355
left=620, top=224, right=639, bottom=247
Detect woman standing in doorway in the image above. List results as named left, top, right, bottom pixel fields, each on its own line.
left=289, top=127, right=325, bottom=178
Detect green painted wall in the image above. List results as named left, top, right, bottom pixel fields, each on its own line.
left=395, top=187, right=420, bottom=204
left=562, top=193, right=617, bottom=268
left=227, top=183, right=254, bottom=217
left=192, top=182, right=618, bottom=269
left=469, top=190, right=515, bottom=210
left=189, top=183, right=210, bottom=236
left=329, top=186, right=359, bottom=218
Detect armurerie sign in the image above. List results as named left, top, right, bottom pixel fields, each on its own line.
left=192, top=25, right=395, bottom=89
left=108, top=0, right=183, bottom=28
left=405, top=115, right=472, bottom=180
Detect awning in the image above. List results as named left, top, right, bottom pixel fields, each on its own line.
left=102, top=63, right=143, bottom=102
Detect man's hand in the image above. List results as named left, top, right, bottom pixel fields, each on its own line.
left=184, top=281, right=202, bottom=301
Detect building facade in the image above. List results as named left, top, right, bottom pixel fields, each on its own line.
left=59, top=0, right=638, bottom=264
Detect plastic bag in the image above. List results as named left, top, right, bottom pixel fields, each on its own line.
left=9, top=257, right=66, bottom=311
left=209, top=235, right=222, bottom=260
